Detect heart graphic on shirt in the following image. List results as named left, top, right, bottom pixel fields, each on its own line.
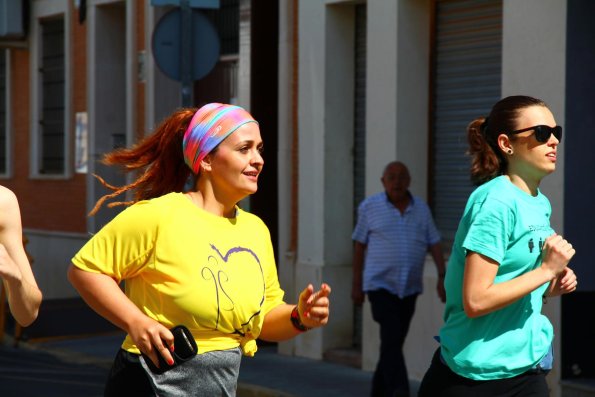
left=196, top=244, right=265, bottom=335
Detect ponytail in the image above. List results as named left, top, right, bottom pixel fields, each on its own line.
left=89, top=108, right=196, bottom=216
left=467, top=117, right=504, bottom=185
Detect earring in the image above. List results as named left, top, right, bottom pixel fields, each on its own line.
left=507, top=149, right=513, bottom=155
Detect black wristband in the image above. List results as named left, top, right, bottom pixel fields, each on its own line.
left=290, top=306, right=311, bottom=332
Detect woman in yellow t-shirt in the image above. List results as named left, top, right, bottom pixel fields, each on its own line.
left=67, top=103, right=331, bottom=396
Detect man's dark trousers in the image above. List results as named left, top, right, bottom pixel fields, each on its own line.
left=368, top=289, right=418, bottom=397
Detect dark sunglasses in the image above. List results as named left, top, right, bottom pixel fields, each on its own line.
left=509, top=125, right=562, bottom=143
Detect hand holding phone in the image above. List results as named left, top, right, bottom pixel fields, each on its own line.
left=142, top=325, right=198, bottom=374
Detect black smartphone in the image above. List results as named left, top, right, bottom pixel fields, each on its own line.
left=142, top=325, right=198, bottom=374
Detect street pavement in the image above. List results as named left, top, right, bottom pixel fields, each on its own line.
left=0, top=338, right=108, bottom=396
left=0, top=333, right=420, bottom=396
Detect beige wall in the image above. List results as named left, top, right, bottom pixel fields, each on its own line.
left=287, top=0, right=357, bottom=359
left=281, top=0, right=438, bottom=367
left=363, top=0, right=434, bottom=373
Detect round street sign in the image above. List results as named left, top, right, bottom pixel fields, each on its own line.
left=151, top=8, right=220, bottom=81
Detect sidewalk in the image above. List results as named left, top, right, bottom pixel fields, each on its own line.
left=0, top=332, right=420, bottom=396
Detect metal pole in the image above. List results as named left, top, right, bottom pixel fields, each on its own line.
left=180, top=0, right=194, bottom=107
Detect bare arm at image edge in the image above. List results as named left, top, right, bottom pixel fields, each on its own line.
left=0, top=187, right=42, bottom=327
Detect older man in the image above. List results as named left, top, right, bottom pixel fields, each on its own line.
left=352, top=161, right=445, bottom=397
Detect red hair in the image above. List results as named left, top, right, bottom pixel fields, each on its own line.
left=89, top=108, right=196, bottom=216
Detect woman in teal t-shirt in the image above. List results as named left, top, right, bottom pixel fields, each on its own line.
left=418, top=96, right=577, bottom=397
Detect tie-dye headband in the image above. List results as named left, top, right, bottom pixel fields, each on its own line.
left=182, top=103, right=258, bottom=174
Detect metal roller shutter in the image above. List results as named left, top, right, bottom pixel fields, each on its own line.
left=432, top=0, right=502, bottom=243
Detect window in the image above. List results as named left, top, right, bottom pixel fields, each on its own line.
left=38, top=17, right=65, bottom=174
left=204, top=0, right=239, bottom=56
left=30, top=0, right=71, bottom=178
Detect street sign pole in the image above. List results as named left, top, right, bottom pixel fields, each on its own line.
left=180, top=0, right=193, bottom=107
left=151, top=1, right=220, bottom=104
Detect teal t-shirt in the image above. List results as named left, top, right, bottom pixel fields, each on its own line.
left=440, top=176, right=554, bottom=380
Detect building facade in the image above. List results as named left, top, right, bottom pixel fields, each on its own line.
left=1, top=1, right=593, bottom=396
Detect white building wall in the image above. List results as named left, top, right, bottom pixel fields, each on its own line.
left=286, top=0, right=439, bottom=370
left=283, top=0, right=356, bottom=359
left=363, top=0, right=437, bottom=377
left=365, top=0, right=398, bottom=193
left=276, top=0, right=298, bottom=357
left=366, top=0, right=431, bottom=197
left=502, top=0, right=566, bottom=233
left=24, top=231, right=87, bottom=299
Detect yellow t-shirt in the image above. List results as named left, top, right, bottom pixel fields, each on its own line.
left=72, top=192, right=285, bottom=356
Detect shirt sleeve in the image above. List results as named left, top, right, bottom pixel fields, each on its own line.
left=352, top=200, right=369, bottom=244
left=462, top=196, right=514, bottom=264
left=71, top=201, right=159, bottom=282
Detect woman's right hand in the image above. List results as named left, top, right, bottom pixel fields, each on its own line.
left=128, top=316, right=175, bottom=369
left=67, top=266, right=176, bottom=369
left=541, top=234, right=575, bottom=279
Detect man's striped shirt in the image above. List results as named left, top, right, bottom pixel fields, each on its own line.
left=352, top=192, right=440, bottom=298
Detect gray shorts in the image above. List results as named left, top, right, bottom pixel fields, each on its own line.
left=140, top=347, right=242, bottom=397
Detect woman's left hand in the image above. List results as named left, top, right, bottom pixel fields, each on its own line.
left=297, top=283, right=331, bottom=329
left=547, top=267, right=577, bottom=297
